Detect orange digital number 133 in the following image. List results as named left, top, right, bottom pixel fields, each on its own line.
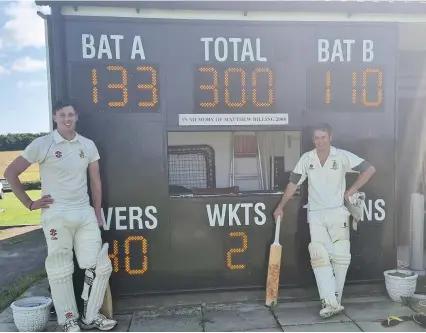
left=91, top=66, right=158, bottom=108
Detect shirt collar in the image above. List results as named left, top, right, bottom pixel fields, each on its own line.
left=53, top=129, right=80, bottom=143
left=309, top=146, right=338, bottom=159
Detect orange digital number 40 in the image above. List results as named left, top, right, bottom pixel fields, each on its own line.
left=108, top=236, right=148, bottom=275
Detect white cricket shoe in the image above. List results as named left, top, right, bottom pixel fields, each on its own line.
left=320, top=304, right=345, bottom=319
left=63, top=318, right=81, bottom=332
left=80, top=313, right=117, bottom=331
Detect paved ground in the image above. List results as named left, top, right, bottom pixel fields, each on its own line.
left=0, top=227, right=46, bottom=293
left=1, top=278, right=426, bottom=332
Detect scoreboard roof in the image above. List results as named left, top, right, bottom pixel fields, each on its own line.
left=34, top=0, right=426, bottom=15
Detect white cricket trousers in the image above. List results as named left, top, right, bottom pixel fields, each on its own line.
left=307, top=206, right=352, bottom=307
left=41, top=206, right=102, bottom=325
left=41, top=206, right=102, bottom=267
left=308, top=206, right=351, bottom=250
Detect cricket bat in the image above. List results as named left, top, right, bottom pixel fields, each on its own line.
left=100, top=282, right=113, bottom=319
left=265, top=216, right=282, bottom=307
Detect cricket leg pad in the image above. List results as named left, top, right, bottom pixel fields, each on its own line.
left=45, top=250, right=80, bottom=327
left=331, top=240, right=351, bottom=304
left=308, top=242, right=341, bottom=315
left=81, top=243, right=116, bottom=330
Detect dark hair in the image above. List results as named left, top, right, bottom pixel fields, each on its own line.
left=311, top=122, right=332, bottom=137
left=52, top=99, right=77, bottom=114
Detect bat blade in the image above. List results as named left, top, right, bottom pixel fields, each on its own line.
left=100, top=282, right=114, bottom=319
left=265, top=216, right=282, bottom=307
left=265, top=244, right=282, bottom=307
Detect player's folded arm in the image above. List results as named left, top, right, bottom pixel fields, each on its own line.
left=352, top=160, right=374, bottom=174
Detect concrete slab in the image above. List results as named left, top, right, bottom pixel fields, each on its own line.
left=114, top=283, right=385, bottom=315
left=407, top=296, right=426, bottom=313
left=343, top=297, right=416, bottom=321
left=272, top=301, right=351, bottom=326
left=130, top=305, right=203, bottom=332
left=0, top=320, right=60, bottom=332
left=0, top=314, right=131, bottom=332
left=130, top=314, right=202, bottom=332
left=203, top=302, right=279, bottom=332
left=242, top=328, right=282, bottom=332
left=356, top=320, right=425, bottom=332
left=283, top=322, right=361, bottom=332
left=0, top=279, right=52, bottom=324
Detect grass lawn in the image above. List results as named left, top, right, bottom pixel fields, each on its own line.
left=0, top=151, right=40, bottom=182
left=0, top=190, right=41, bottom=226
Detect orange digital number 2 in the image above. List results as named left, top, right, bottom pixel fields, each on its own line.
left=125, top=236, right=148, bottom=275
left=227, top=232, right=248, bottom=270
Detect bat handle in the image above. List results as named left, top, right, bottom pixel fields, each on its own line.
left=273, top=216, right=281, bottom=245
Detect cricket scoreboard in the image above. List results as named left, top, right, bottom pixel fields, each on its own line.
left=60, top=16, right=397, bottom=295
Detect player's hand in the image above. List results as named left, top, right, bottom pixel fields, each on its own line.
left=273, top=205, right=284, bottom=223
left=96, top=215, right=104, bottom=228
left=31, top=194, right=54, bottom=210
left=344, top=188, right=356, bottom=201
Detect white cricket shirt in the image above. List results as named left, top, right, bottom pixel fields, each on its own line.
left=21, top=130, right=100, bottom=211
left=290, top=146, right=369, bottom=211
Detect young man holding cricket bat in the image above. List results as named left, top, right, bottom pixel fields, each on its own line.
left=4, top=100, right=117, bottom=332
left=273, top=123, right=376, bottom=318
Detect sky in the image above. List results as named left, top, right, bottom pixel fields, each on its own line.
left=0, top=0, right=51, bottom=134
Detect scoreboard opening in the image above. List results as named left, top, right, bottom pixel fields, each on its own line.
left=167, top=130, right=301, bottom=198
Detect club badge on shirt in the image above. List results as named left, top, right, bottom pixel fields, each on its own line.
left=79, top=149, right=85, bottom=159
left=331, top=160, right=338, bottom=170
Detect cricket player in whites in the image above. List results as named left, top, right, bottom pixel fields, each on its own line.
left=273, top=123, right=376, bottom=318
left=4, top=100, right=117, bottom=332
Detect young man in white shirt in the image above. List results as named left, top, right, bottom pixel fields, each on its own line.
left=4, top=100, right=117, bottom=332
left=273, top=123, right=376, bottom=318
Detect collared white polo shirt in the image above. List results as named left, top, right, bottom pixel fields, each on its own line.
left=22, top=130, right=100, bottom=211
left=289, top=146, right=370, bottom=211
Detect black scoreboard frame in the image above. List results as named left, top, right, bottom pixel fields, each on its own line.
left=37, top=1, right=400, bottom=297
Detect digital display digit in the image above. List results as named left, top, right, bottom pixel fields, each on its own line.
left=70, top=63, right=160, bottom=113
left=226, top=232, right=248, bottom=270
left=194, top=64, right=275, bottom=113
left=307, top=64, right=385, bottom=112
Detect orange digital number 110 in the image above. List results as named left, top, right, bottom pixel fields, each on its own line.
left=325, top=68, right=383, bottom=107
left=91, top=65, right=158, bottom=108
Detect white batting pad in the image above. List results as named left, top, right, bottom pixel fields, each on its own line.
left=308, top=242, right=339, bottom=309
left=82, top=243, right=113, bottom=323
left=45, top=250, right=79, bottom=325
left=332, top=240, right=351, bottom=303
